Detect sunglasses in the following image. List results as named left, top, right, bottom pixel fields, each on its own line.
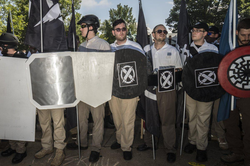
left=154, top=29, right=168, bottom=34
left=81, top=24, right=87, bottom=29
left=114, top=27, right=127, bottom=32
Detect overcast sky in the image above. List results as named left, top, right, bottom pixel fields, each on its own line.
left=77, top=0, right=174, bottom=31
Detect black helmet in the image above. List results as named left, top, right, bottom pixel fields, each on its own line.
left=77, top=15, right=100, bottom=29
left=0, top=32, right=19, bottom=46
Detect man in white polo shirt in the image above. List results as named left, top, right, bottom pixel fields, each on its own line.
left=137, top=24, right=182, bottom=163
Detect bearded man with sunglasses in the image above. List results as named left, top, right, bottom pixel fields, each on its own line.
left=109, top=19, right=144, bottom=160
left=66, top=15, right=110, bottom=163
left=184, top=22, right=218, bottom=162
left=137, top=24, right=182, bottom=163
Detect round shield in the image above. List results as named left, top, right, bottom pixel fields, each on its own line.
left=218, top=46, right=250, bottom=98
left=112, top=49, right=147, bottom=99
left=182, top=52, right=225, bottom=102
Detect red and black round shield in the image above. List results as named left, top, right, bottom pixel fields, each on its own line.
left=112, top=49, right=147, bottom=99
left=218, top=46, right=250, bottom=98
left=182, top=52, right=225, bottom=102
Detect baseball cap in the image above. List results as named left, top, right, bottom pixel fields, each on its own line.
left=209, top=26, right=219, bottom=34
left=192, top=22, right=209, bottom=32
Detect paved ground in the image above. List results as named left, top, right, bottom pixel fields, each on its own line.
left=0, top=117, right=245, bottom=166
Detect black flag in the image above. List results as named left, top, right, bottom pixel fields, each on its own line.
left=176, top=0, right=190, bottom=65
left=24, top=0, right=68, bottom=52
left=67, top=1, right=77, bottom=51
left=7, top=13, right=12, bottom=33
left=176, top=0, right=190, bottom=143
left=136, top=0, right=160, bottom=137
left=136, top=0, right=149, bottom=48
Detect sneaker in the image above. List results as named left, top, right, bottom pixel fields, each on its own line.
left=50, top=149, right=65, bottom=166
left=184, top=143, right=196, bottom=154
left=218, top=138, right=229, bottom=150
left=221, top=153, right=245, bottom=163
left=111, top=141, right=121, bottom=149
left=35, top=148, right=54, bottom=159
left=196, top=149, right=207, bottom=162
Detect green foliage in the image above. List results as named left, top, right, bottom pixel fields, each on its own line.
left=166, top=0, right=250, bottom=32
left=99, top=3, right=137, bottom=44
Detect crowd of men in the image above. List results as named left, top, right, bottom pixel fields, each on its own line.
left=0, top=14, right=249, bottom=166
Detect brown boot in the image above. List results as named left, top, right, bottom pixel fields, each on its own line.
left=50, top=149, right=65, bottom=166
left=35, top=148, right=54, bottom=159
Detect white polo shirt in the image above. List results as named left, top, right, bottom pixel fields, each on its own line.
left=151, top=43, right=182, bottom=70
left=110, top=38, right=144, bottom=54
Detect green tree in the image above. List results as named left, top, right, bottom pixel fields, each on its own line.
left=166, top=0, right=250, bottom=32
left=99, top=3, right=137, bottom=44
left=0, top=0, right=82, bottom=49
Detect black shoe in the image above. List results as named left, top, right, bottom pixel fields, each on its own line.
left=12, top=152, right=27, bottom=164
left=111, top=141, right=121, bottom=149
left=184, top=143, right=196, bottom=154
left=196, top=149, right=207, bottom=162
left=167, top=153, right=176, bottom=163
left=123, top=151, right=132, bottom=160
left=89, top=151, right=100, bottom=163
left=1, top=148, right=16, bottom=157
left=66, top=142, right=88, bottom=150
left=137, top=144, right=151, bottom=151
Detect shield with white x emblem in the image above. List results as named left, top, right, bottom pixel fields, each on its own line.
left=195, top=67, right=219, bottom=88
left=118, top=62, right=138, bottom=87
left=112, top=49, right=147, bottom=99
left=158, top=68, right=175, bottom=92
left=182, top=52, right=225, bottom=102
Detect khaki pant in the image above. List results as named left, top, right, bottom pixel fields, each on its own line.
left=9, top=141, right=26, bottom=153
left=37, top=108, right=66, bottom=150
left=156, top=90, right=176, bottom=153
left=78, top=101, right=105, bottom=152
left=109, top=96, right=138, bottom=151
left=211, top=98, right=226, bottom=138
left=186, top=94, right=213, bottom=150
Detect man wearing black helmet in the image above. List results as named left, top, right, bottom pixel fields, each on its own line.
left=0, top=33, right=26, bottom=58
left=0, top=32, right=27, bottom=164
left=66, top=14, right=110, bottom=163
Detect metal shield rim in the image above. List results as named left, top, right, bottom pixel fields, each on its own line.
left=218, top=46, right=250, bottom=98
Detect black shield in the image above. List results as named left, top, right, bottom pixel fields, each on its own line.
left=182, top=52, right=225, bottom=102
left=112, top=49, right=147, bottom=99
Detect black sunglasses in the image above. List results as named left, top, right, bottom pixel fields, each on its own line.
left=154, top=29, right=168, bottom=34
left=114, top=27, right=127, bottom=32
left=81, top=24, right=87, bottom=29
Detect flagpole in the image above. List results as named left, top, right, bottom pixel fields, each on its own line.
left=231, top=0, right=237, bottom=111
left=72, top=0, right=76, bottom=52
left=9, top=9, right=14, bottom=35
left=40, top=0, right=43, bottom=53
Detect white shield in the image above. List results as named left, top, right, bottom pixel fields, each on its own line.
left=0, top=57, right=36, bottom=141
left=72, top=52, right=115, bottom=108
left=27, top=52, right=115, bottom=109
